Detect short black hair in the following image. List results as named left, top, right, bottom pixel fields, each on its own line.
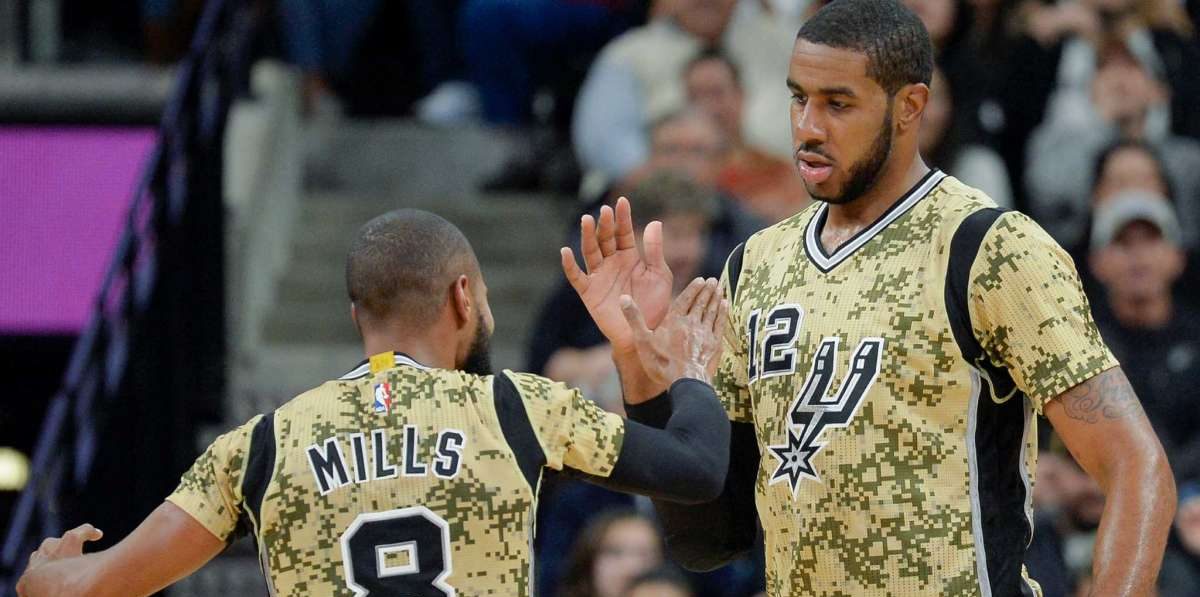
left=686, top=46, right=741, bottom=89
left=796, top=0, right=934, bottom=95
left=345, top=208, right=478, bottom=327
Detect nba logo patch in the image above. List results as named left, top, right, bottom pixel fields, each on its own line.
left=373, top=382, right=392, bottom=413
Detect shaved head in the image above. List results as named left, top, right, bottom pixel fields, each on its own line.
left=346, top=209, right=480, bottom=329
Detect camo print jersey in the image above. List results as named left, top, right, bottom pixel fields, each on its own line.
left=713, top=171, right=1116, bottom=596
left=167, top=353, right=625, bottom=596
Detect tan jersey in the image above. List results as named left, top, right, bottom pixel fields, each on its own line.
left=714, top=171, right=1116, bottom=596
left=168, top=352, right=625, bottom=596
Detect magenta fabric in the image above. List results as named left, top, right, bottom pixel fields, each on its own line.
left=0, top=126, right=156, bottom=334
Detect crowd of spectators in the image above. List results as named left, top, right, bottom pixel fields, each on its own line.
left=118, top=0, right=1200, bottom=595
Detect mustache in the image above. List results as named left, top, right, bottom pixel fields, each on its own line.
left=794, top=144, right=835, bottom=163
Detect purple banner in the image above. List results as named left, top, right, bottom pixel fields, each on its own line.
left=0, top=126, right=157, bottom=334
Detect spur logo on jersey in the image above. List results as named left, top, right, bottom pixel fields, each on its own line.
left=747, top=305, right=884, bottom=495
left=373, top=382, right=392, bottom=413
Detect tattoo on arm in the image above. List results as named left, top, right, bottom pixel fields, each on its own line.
left=1058, top=368, right=1143, bottom=424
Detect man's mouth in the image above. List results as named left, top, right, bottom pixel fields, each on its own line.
left=795, top=151, right=833, bottom=184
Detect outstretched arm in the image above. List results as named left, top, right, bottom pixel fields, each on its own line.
left=17, top=502, right=225, bottom=597
left=1045, top=367, right=1176, bottom=596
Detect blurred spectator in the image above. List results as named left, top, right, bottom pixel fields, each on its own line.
left=994, top=0, right=1199, bottom=210
left=684, top=48, right=810, bottom=223
left=1087, top=192, right=1200, bottom=463
left=407, top=0, right=476, bottom=125
left=573, top=0, right=796, bottom=184
left=920, top=67, right=1013, bottom=207
left=1026, top=444, right=1107, bottom=597
left=277, top=0, right=383, bottom=115
left=1025, top=48, right=1200, bottom=248
left=624, top=568, right=695, bottom=597
left=1160, top=481, right=1200, bottom=595
left=1160, top=456, right=1200, bottom=596
left=903, top=0, right=993, bottom=139
left=529, top=169, right=724, bottom=387
left=458, top=0, right=645, bottom=192
left=561, top=511, right=664, bottom=597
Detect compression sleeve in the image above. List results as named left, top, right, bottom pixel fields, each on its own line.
left=583, top=378, right=730, bottom=504
left=626, top=392, right=761, bottom=571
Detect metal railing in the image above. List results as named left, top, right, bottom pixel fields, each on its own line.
left=0, top=1, right=260, bottom=592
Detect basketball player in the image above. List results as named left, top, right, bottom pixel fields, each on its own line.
left=17, top=208, right=729, bottom=596
left=565, top=1, right=1177, bottom=595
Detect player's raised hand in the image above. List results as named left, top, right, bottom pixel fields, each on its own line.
left=561, top=196, right=673, bottom=354
left=619, top=277, right=726, bottom=388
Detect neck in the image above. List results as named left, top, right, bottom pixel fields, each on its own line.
left=361, top=328, right=457, bottom=370
left=823, top=152, right=929, bottom=237
left=1110, top=292, right=1173, bottom=329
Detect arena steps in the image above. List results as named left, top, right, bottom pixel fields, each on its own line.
left=242, top=120, right=574, bottom=411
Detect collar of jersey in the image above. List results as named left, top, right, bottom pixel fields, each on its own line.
left=804, top=169, right=946, bottom=273
left=339, top=352, right=430, bottom=380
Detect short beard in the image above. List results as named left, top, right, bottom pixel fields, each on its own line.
left=461, top=315, right=493, bottom=376
left=809, top=105, right=893, bottom=206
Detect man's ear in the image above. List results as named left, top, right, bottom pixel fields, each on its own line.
left=896, top=82, right=929, bottom=133
left=451, top=274, right=473, bottom=329
left=1089, top=250, right=1112, bottom=283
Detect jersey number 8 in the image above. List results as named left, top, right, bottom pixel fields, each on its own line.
left=340, top=506, right=454, bottom=596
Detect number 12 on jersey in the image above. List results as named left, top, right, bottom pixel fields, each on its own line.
left=340, top=506, right=455, bottom=596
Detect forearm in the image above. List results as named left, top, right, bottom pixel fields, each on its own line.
left=1088, top=450, right=1176, bottom=595
left=587, top=379, right=729, bottom=502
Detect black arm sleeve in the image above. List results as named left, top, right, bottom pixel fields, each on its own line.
left=573, top=379, right=730, bottom=504
left=624, top=390, right=761, bottom=571
left=651, top=421, right=760, bottom=571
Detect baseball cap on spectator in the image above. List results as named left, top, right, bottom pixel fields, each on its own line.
left=1090, top=190, right=1182, bottom=251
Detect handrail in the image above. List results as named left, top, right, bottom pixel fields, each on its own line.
left=0, top=1, right=259, bottom=592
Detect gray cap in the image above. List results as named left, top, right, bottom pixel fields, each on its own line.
left=1090, top=190, right=1181, bottom=251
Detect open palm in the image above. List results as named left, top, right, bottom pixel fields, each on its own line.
left=561, top=197, right=674, bottom=354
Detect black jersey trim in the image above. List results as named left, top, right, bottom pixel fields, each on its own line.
left=947, top=207, right=1034, bottom=596
left=493, top=373, right=547, bottom=493
left=242, top=412, right=276, bottom=536
left=804, top=169, right=945, bottom=273
left=725, top=242, right=746, bottom=303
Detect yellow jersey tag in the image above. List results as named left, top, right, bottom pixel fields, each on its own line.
left=369, top=352, right=395, bottom=375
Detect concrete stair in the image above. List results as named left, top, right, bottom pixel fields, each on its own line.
left=238, top=120, right=575, bottom=414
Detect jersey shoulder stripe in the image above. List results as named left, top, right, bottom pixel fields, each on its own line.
left=493, top=372, right=547, bottom=491
left=242, top=411, right=276, bottom=533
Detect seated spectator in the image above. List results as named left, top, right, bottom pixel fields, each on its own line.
left=624, top=568, right=694, bottom=597
left=457, top=0, right=644, bottom=192
left=1026, top=441, right=1107, bottom=597
left=529, top=169, right=724, bottom=387
left=573, top=0, right=795, bottom=184
left=1025, top=46, right=1200, bottom=248
left=920, top=67, right=1013, bottom=207
left=1159, top=476, right=1200, bottom=596
left=995, top=0, right=1199, bottom=210
left=1088, top=193, right=1200, bottom=463
left=903, top=0, right=993, bottom=138
left=561, top=511, right=664, bottom=597
left=277, top=0, right=383, bottom=115
left=684, top=48, right=810, bottom=223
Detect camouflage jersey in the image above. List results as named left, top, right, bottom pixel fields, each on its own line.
left=714, top=171, right=1116, bottom=596
left=168, top=352, right=625, bottom=596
